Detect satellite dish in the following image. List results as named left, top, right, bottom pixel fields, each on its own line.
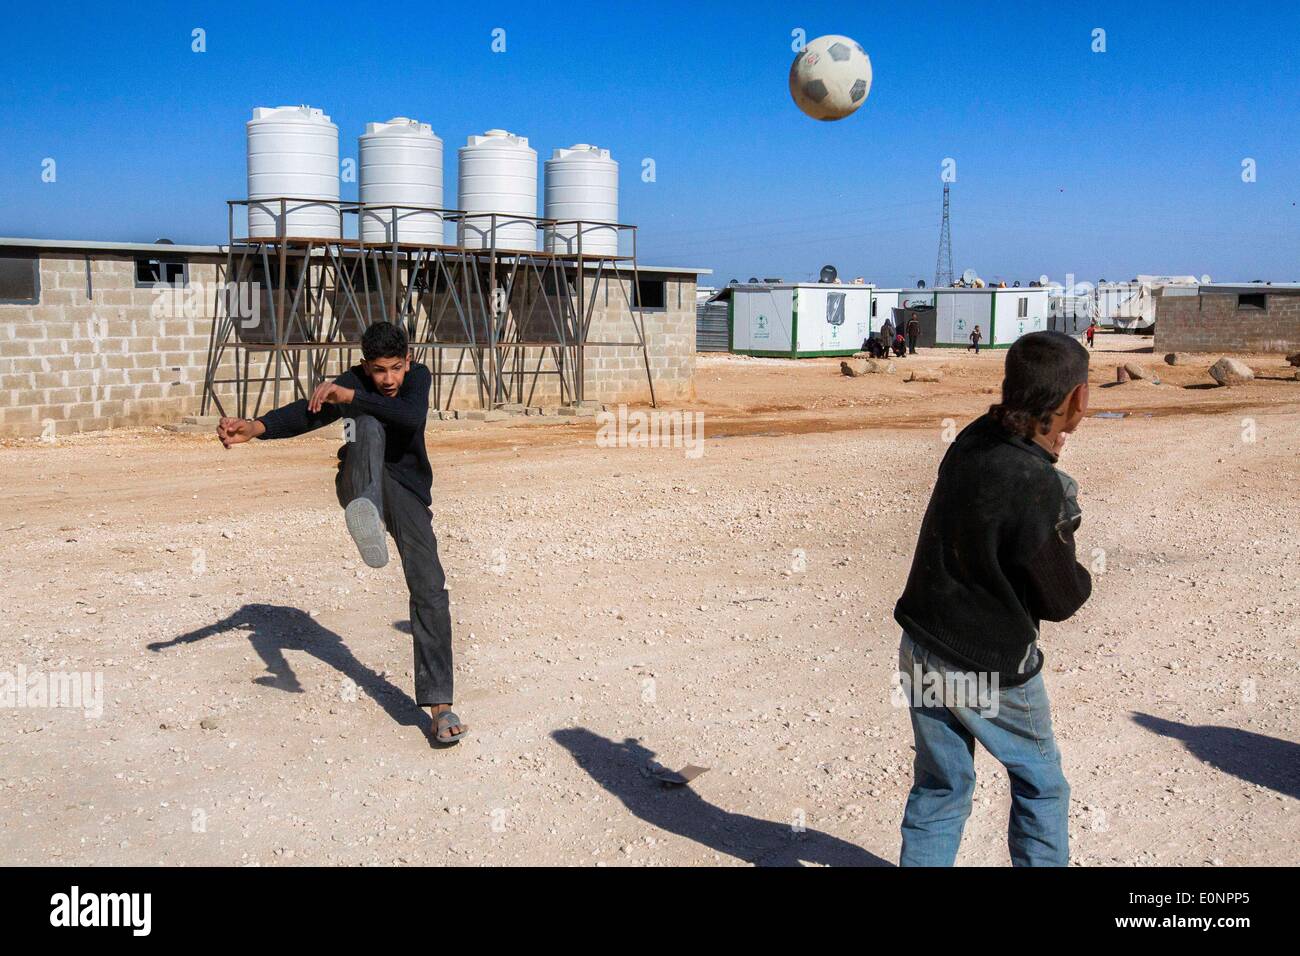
left=819, top=264, right=838, bottom=284
left=727, top=278, right=739, bottom=286
left=1013, top=280, right=1021, bottom=287
left=1200, top=274, right=1211, bottom=284
left=917, top=279, right=926, bottom=289
left=748, top=277, right=760, bottom=283
left=1038, top=274, right=1049, bottom=286
left=155, top=238, right=175, bottom=244
left=961, top=268, right=978, bottom=285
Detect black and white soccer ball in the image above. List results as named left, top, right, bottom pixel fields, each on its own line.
left=789, top=35, right=873, bottom=121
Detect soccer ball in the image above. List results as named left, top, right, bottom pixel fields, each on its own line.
left=789, top=35, right=873, bottom=121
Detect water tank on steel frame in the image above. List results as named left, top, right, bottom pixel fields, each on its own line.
left=543, top=144, right=618, bottom=256
left=358, top=117, right=444, bottom=245
left=457, top=129, right=538, bottom=251
left=246, top=105, right=340, bottom=239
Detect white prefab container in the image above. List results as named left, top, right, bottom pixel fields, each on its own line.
left=458, top=129, right=538, bottom=251
left=247, top=105, right=340, bottom=239
left=932, top=287, right=1049, bottom=347
left=869, top=289, right=912, bottom=339
left=868, top=289, right=935, bottom=338
left=544, top=144, right=618, bottom=256
left=358, top=117, right=444, bottom=245
left=729, top=283, right=872, bottom=357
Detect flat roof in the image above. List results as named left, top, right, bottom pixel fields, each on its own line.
left=0, top=236, right=225, bottom=256
left=731, top=282, right=874, bottom=290
left=617, top=265, right=712, bottom=276
left=1199, top=282, right=1300, bottom=293
left=0, top=237, right=711, bottom=276
left=931, top=286, right=1047, bottom=293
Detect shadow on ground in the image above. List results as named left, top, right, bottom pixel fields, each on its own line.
left=1132, top=712, right=1300, bottom=800
left=552, top=727, right=892, bottom=867
left=149, top=603, right=431, bottom=735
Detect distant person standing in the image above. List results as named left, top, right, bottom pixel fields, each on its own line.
left=1085, top=320, right=1097, bottom=349
left=907, top=314, right=921, bottom=354
left=968, top=325, right=983, bottom=354
left=880, top=317, right=895, bottom=353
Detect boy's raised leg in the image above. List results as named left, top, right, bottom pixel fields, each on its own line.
left=337, top=414, right=389, bottom=569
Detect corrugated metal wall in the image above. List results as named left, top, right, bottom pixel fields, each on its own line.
left=696, top=300, right=729, bottom=351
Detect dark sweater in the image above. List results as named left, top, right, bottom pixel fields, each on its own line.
left=256, top=362, right=433, bottom=506
left=894, top=413, right=1092, bottom=685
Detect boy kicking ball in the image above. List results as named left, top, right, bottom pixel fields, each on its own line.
left=215, top=321, right=467, bottom=746
left=894, top=330, right=1093, bottom=865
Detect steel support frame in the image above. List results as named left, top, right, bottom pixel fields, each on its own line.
left=203, top=200, right=658, bottom=419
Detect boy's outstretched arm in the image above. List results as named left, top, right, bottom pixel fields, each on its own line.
left=216, top=416, right=265, bottom=448
left=215, top=389, right=347, bottom=449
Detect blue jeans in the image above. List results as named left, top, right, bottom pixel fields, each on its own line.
left=897, top=631, right=1069, bottom=866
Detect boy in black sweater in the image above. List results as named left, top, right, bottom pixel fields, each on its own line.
left=215, top=322, right=467, bottom=746
left=894, top=330, right=1092, bottom=865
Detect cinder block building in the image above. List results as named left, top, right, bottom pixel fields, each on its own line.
left=1155, top=283, right=1300, bottom=353
left=0, top=237, right=707, bottom=438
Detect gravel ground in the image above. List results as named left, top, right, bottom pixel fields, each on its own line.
left=1, top=334, right=1296, bottom=866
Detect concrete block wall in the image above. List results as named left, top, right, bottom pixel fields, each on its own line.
left=0, top=253, right=229, bottom=438
left=581, top=274, right=696, bottom=405
left=437, top=271, right=697, bottom=410
left=0, top=251, right=700, bottom=436
left=1156, top=290, right=1300, bottom=353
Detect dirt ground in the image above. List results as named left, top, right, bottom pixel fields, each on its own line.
left=2, top=332, right=1297, bottom=866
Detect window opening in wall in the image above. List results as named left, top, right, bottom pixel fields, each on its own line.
left=633, top=278, right=666, bottom=310
left=0, top=253, right=40, bottom=304
left=135, top=257, right=188, bottom=287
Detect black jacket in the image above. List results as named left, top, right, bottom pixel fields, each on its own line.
left=894, top=413, right=1092, bottom=684
left=256, top=363, right=433, bottom=505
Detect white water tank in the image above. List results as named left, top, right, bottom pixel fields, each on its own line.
left=544, top=144, right=619, bottom=256
left=359, top=117, right=444, bottom=245
left=458, top=130, right=537, bottom=251
left=246, top=105, right=340, bottom=239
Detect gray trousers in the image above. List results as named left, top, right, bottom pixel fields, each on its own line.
left=335, top=414, right=453, bottom=706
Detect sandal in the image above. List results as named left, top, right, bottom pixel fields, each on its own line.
left=433, top=710, right=468, bottom=745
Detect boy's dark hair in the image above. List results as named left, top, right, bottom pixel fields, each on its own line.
left=361, top=321, right=409, bottom=361
left=989, top=331, right=1089, bottom=439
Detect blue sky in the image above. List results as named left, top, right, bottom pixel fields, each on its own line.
left=2, top=1, right=1297, bottom=286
